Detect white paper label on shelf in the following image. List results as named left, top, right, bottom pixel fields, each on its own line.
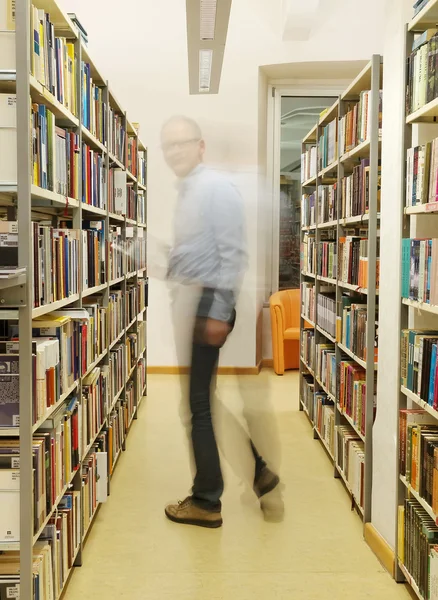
left=11, top=457, right=19, bottom=469
left=6, top=585, right=19, bottom=598
left=138, top=228, right=144, bottom=239
left=126, top=227, right=134, bottom=238
left=114, top=170, right=127, bottom=215
left=12, top=415, right=19, bottom=427
left=426, top=203, right=438, bottom=212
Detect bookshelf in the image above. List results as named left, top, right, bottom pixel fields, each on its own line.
left=0, top=2, right=148, bottom=598
left=300, top=56, right=382, bottom=524
left=395, top=4, right=438, bottom=596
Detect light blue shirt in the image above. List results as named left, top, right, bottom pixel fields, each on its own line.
left=167, top=164, right=247, bottom=322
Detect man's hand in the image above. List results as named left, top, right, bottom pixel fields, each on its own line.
left=199, top=318, right=231, bottom=347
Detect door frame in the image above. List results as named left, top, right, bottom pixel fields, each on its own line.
left=266, top=83, right=343, bottom=299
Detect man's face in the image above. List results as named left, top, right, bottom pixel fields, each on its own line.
left=161, top=121, right=205, bottom=178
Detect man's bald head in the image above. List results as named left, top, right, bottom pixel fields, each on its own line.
left=161, top=115, right=205, bottom=178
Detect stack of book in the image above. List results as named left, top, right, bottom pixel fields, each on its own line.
left=109, top=108, right=125, bottom=163
left=138, top=151, right=147, bottom=187
left=109, top=344, right=125, bottom=400
left=137, top=357, right=146, bottom=398
left=301, top=282, right=315, bottom=323
left=340, top=159, right=372, bottom=218
left=339, top=360, right=367, bottom=434
left=302, top=193, right=316, bottom=228
left=318, top=120, right=337, bottom=170
left=301, top=233, right=316, bottom=275
left=406, top=28, right=438, bottom=116
left=29, top=102, right=80, bottom=197
left=82, top=143, right=107, bottom=209
left=108, top=290, right=124, bottom=345
left=335, top=425, right=364, bottom=507
left=82, top=366, right=109, bottom=451
left=301, top=329, right=315, bottom=371
left=108, top=226, right=124, bottom=282
left=301, top=374, right=315, bottom=419
left=316, top=343, right=336, bottom=396
left=339, top=231, right=380, bottom=289
left=127, top=135, right=137, bottom=177
left=32, top=223, right=80, bottom=308
left=126, top=333, right=137, bottom=371
left=405, top=137, right=438, bottom=208
left=317, top=239, right=337, bottom=280
left=0, top=337, right=62, bottom=429
left=81, top=63, right=106, bottom=143
left=127, top=185, right=137, bottom=221
left=30, top=7, right=78, bottom=115
left=340, top=300, right=370, bottom=361
left=137, top=235, right=147, bottom=271
left=398, top=499, right=438, bottom=599
left=82, top=220, right=106, bottom=290
left=317, top=293, right=336, bottom=339
left=338, top=91, right=382, bottom=155
left=314, top=393, right=335, bottom=454
left=125, top=380, right=135, bottom=427
left=401, top=238, right=438, bottom=303
left=126, top=285, right=138, bottom=324
left=138, top=192, right=146, bottom=225
left=138, top=321, right=147, bottom=355
left=137, top=278, right=148, bottom=314
left=400, top=329, right=438, bottom=405
left=108, top=403, right=124, bottom=474
left=318, top=184, right=337, bottom=224
left=301, top=145, right=317, bottom=182
left=83, top=301, right=108, bottom=363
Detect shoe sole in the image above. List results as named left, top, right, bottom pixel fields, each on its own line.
left=165, top=509, right=223, bottom=529
left=255, top=475, right=280, bottom=499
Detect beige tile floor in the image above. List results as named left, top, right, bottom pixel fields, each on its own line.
left=65, top=370, right=412, bottom=599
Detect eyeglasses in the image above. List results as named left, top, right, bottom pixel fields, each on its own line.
left=161, top=138, right=201, bottom=153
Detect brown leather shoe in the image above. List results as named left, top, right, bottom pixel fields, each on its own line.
left=165, top=497, right=223, bottom=528
left=253, top=466, right=280, bottom=499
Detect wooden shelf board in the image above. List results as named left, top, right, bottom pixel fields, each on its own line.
left=302, top=224, right=316, bottom=231
left=405, top=203, right=438, bottom=214
left=317, top=220, right=337, bottom=229
left=303, top=124, right=318, bottom=144
left=401, top=385, right=438, bottom=419
left=300, top=398, right=314, bottom=426
left=30, top=75, right=79, bottom=126
left=341, top=60, right=378, bottom=100
left=32, top=380, right=79, bottom=433
left=406, top=96, right=438, bottom=123
left=32, top=294, right=80, bottom=318
left=402, top=297, right=438, bottom=315
left=335, top=463, right=365, bottom=516
left=400, top=474, right=438, bottom=524
left=318, top=161, right=338, bottom=180
left=81, top=125, right=107, bottom=154
left=301, top=271, right=316, bottom=279
left=315, top=374, right=336, bottom=403
left=81, top=203, right=107, bottom=217
left=409, top=0, right=438, bottom=32
left=314, top=425, right=335, bottom=461
left=301, top=314, right=315, bottom=327
left=300, top=357, right=315, bottom=378
left=398, top=561, right=424, bottom=600
left=319, top=100, right=339, bottom=126
left=82, top=282, right=107, bottom=298
left=337, top=403, right=366, bottom=442
left=337, top=342, right=372, bottom=370
left=316, top=325, right=336, bottom=344
left=302, top=176, right=317, bottom=187
left=317, top=275, right=337, bottom=285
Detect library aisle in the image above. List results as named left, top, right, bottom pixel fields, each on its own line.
left=64, top=371, right=410, bottom=599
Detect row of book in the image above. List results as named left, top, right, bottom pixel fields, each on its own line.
left=314, top=393, right=336, bottom=456
left=301, top=146, right=317, bottom=183
left=318, top=183, right=337, bottom=224
left=138, top=151, right=147, bottom=187
left=82, top=144, right=107, bottom=208
left=339, top=361, right=367, bottom=436
left=82, top=63, right=106, bottom=144
left=336, top=425, right=365, bottom=509
left=401, top=238, right=438, bottom=304
left=138, top=357, right=147, bottom=397
left=301, top=329, right=315, bottom=373
left=301, top=282, right=316, bottom=324
left=340, top=300, right=376, bottom=363
left=301, top=193, right=316, bottom=228
left=338, top=92, right=373, bottom=156
left=137, top=321, right=147, bottom=360
left=318, top=119, right=337, bottom=171
left=401, top=329, right=438, bottom=406
left=316, top=342, right=336, bottom=397
left=126, top=333, right=138, bottom=371
left=301, top=374, right=315, bottom=419
left=406, top=138, right=438, bottom=207
left=339, top=233, right=380, bottom=290
left=127, top=135, right=138, bottom=177
left=31, top=6, right=78, bottom=116
left=317, top=293, right=336, bottom=339
left=398, top=499, right=438, bottom=600
left=109, top=109, right=125, bottom=164
left=317, top=239, right=337, bottom=280
left=406, top=28, right=438, bottom=116
left=301, top=234, right=316, bottom=275
left=340, top=159, right=377, bottom=218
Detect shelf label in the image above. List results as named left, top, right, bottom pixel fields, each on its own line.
left=425, top=203, right=438, bottom=212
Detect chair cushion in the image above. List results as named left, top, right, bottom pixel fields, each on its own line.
left=284, top=327, right=300, bottom=340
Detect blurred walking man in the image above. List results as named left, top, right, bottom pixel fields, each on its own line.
left=162, top=116, right=280, bottom=528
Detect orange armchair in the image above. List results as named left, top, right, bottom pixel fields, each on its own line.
left=270, top=289, right=300, bottom=375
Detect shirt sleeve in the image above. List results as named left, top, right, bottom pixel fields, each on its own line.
left=208, top=180, right=247, bottom=322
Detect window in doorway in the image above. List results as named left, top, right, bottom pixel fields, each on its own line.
left=278, top=96, right=334, bottom=290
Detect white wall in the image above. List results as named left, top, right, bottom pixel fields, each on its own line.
left=59, top=0, right=388, bottom=368
left=371, top=0, right=412, bottom=550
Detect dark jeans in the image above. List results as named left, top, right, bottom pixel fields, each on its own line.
left=190, top=321, right=266, bottom=511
